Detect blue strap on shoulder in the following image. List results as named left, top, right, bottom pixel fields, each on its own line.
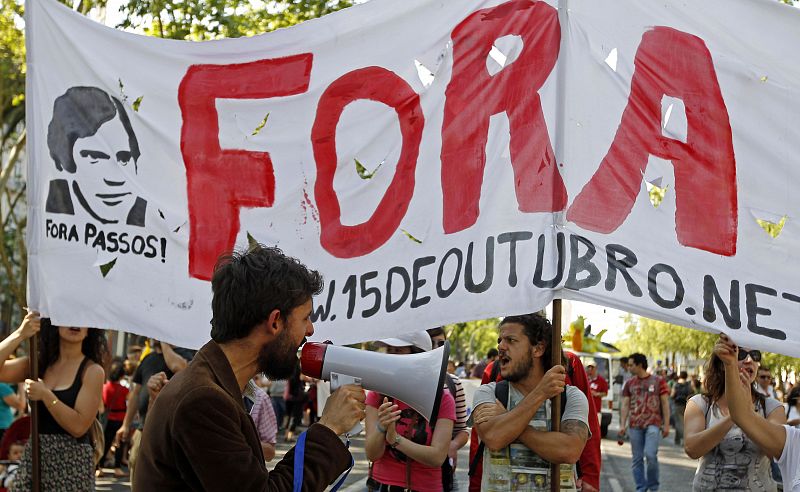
left=292, top=430, right=354, bottom=492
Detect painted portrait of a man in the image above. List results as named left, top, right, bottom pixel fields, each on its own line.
left=46, top=86, right=147, bottom=226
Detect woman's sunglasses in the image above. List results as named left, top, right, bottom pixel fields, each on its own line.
left=737, top=349, right=762, bottom=362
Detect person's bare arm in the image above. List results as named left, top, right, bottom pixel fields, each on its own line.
left=160, top=343, right=189, bottom=374
left=449, top=430, right=469, bottom=463
left=365, top=404, right=390, bottom=461
left=716, top=335, right=787, bottom=459
left=388, top=418, right=454, bottom=467
left=115, top=383, right=141, bottom=443
left=660, top=393, right=670, bottom=437
left=683, top=399, right=734, bottom=459
left=0, top=312, right=40, bottom=383
left=2, top=393, right=24, bottom=412
left=27, top=363, right=104, bottom=438
left=620, top=396, right=631, bottom=434
left=476, top=366, right=566, bottom=451
left=517, top=419, right=589, bottom=464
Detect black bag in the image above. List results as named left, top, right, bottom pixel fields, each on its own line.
left=673, top=382, right=692, bottom=405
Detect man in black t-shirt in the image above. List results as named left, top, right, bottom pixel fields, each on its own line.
left=116, top=340, right=194, bottom=483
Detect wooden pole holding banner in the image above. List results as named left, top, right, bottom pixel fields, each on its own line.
left=550, top=299, right=563, bottom=492
left=551, top=0, right=568, bottom=486
left=30, top=328, right=40, bottom=492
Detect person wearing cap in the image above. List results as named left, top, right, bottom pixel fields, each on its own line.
left=587, top=363, right=608, bottom=416
left=364, top=331, right=456, bottom=492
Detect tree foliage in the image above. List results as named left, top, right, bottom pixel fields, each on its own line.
left=616, top=315, right=717, bottom=361
left=0, top=0, right=28, bottom=327
left=115, top=0, right=354, bottom=40
left=444, top=318, right=500, bottom=364
left=619, top=316, right=800, bottom=385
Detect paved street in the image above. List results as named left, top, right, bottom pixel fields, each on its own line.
left=599, top=415, right=697, bottom=492
left=98, top=417, right=699, bottom=491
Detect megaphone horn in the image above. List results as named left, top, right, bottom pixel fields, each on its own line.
left=301, top=341, right=450, bottom=422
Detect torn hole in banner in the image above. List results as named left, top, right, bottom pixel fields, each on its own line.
left=94, top=248, right=118, bottom=278
left=118, top=78, right=128, bottom=103
left=486, top=35, right=523, bottom=76
left=605, top=48, right=618, bottom=72
left=400, top=229, right=423, bottom=244
left=661, top=96, right=687, bottom=143
left=414, top=42, right=449, bottom=88
left=414, top=60, right=436, bottom=88
left=117, top=78, right=144, bottom=112
left=157, top=208, right=188, bottom=234
left=354, top=155, right=386, bottom=180
left=251, top=113, right=270, bottom=136
left=132, top=96, right=144, bottom=112
left=750, top=208, right=787, bottom=238
left=645, top=179, right=669, bottom=208
left=642, top=156, right=673, bottom=209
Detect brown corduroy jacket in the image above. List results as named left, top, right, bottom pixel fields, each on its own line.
left=134, top=340, right=351, bottom=491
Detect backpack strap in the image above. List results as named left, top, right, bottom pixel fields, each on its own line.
left=445, top=374, right=457, bottom=399
left=469, top=381, right=509, bottom=477
left=468, top=381, right=569, bottom=477
left=495, top=380, right=510, bottom=407
left=468, top=381, right=513, bottom=477
left=489, top=360, right=502, bottom=382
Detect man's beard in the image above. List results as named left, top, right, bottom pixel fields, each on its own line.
left=501, top=349, right=533, bottom=383
left=257, top=328, right=302, bottom=381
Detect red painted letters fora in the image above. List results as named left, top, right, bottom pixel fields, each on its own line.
left=567, top=27, right=737, bottom=256
left=441, top=0, right=566, bottom=234
left=312, top=67, right=424, bottom=258
left=179, top=55, right=312, bottom=280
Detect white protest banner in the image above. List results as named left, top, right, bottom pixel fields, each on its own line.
left=26, top=0, right=800, bottom=356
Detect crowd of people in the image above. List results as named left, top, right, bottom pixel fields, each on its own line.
left=0, top=244, right=796, bottom=491
left=612, top=342, right=800, bottom=492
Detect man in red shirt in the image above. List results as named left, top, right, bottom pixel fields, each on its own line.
left=586, top=363, right=609, bottom=414
left=468, top=351, right=602, bottom=492
left=620, top=353, right=670, bottom=492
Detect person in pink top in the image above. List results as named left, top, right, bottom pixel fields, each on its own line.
left=364, top=331, right=455, bottom=492
left=244, top=378, right=278, bottom=462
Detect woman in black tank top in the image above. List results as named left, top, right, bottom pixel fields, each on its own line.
left=0, top=313, right=107, bottom=491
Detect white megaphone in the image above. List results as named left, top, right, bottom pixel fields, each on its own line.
left=301, top=341, right=450, bottom=422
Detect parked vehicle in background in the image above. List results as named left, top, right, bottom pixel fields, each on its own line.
left=567, top=350, right=623, bottom=438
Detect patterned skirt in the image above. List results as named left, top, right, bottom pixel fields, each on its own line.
left=11, top=433, right=95, bottom=492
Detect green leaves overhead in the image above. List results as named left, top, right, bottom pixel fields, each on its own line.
left=115, top=0, right=355, bottom=40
